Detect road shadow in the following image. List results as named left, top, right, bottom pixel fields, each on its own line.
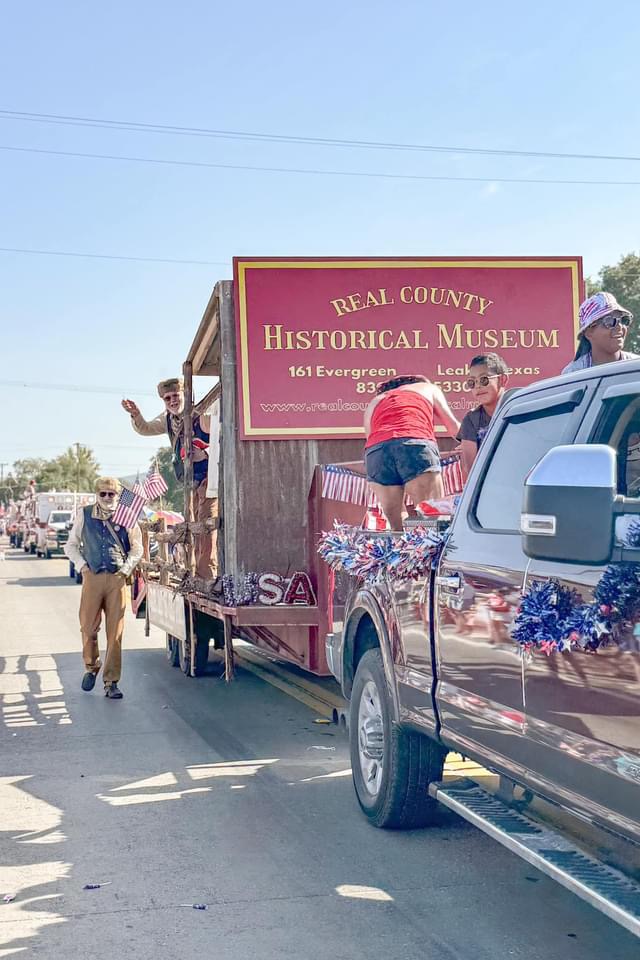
left=2, top=577, right=75, bottom=588
left=0, top=655, right=72, bottom=729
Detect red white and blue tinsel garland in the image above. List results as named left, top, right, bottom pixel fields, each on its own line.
left=511, top=562, right=640, bottom=655
left=318, top=522, right=445, bottom=583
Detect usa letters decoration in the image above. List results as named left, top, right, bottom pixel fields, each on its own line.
left=225, top=572, right=317, bottom=607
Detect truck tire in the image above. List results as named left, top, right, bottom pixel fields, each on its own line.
left=350, top=648, right=446, bottom=829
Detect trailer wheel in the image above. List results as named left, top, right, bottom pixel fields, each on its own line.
left=350, top=648, right=446, bottom=829
left=194, top=638, right=209, bottom=677
left=178, top=634, right=208, bottom=677
left=166, top=634, right=180, bottom=668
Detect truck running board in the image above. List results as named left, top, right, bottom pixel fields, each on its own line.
left=429, top=778, right=640, bottom=938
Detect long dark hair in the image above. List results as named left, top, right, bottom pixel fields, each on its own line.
left=376, top=374, right=429, bottom=396
left=573, top=334, right=591, bottom=361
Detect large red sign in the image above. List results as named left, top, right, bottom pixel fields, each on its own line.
left=234, top=257, right=583, bottom=440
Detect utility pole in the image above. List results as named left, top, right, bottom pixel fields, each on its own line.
left=75, top=443, right=81, bottom=493
left=0, top=463, right=7, bottom=484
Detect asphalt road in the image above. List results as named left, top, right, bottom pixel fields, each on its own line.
left=0, top=543, right=637, bottom=959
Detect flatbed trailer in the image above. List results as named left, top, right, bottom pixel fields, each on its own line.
left=141, top=254, right=577, bottom=679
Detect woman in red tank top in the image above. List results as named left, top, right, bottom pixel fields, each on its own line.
left=364, top=375, right=460, bottom=530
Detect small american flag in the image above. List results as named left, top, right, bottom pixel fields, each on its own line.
left=132, top=473, right=145, bottom=498
left=441, top=456, right=464, bottom=497
left=113, top=487, right=146, bottom=528
left=143, top=464, right=168, bottom=501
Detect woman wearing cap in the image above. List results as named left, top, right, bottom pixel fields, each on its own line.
left=363, top=375, right=460, bottom=531
left=562, top=292, right=638, bottom=374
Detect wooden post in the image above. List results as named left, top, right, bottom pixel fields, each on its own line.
left=183, top=360, right=195, bottom=573
left=223, top=613, right=235, bottom=682
left=158, top=518, right=168, bottom=586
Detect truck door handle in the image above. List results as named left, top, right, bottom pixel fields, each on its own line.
left=436, top=574, right=462, bottom=592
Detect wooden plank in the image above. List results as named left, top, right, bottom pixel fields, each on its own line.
left=186, top=284, right=220, bottom=372
left=194, top=382, right=221, bottom=416
left=219, top=280, right=237, bottom=577
left=183, top=359, right=195, bottom=571
left=181, top=592, right=318, bottom=627
left=229, top=436, right=362, bottom=577
left=232, top=605, right=319, bottom=627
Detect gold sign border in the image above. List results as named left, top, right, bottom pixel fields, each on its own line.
left=235, top=258, right=583, bottom=439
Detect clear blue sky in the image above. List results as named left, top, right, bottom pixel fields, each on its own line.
left=1, top=0, right=639, bottom=479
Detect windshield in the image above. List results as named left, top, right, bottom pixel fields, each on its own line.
left=50, top=512, right=72, bottom=524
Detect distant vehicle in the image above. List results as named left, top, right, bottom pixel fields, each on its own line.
left=41, top=509, right=74, bottom=558
left=33, top=492, right=96, bottom=559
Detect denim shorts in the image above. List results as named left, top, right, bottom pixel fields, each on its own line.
left=365, top=438, right=441, bottom=486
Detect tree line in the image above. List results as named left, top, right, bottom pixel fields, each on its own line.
left=2, top=445, right=181, bottom=511
left=588, top=251, right=640, bottom=353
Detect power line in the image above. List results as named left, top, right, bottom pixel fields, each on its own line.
left=1, top=108, right=640, bottom=164
left=2, top=143, right=640, bottom=188
left=0, top=245, right=229, bottom=267
left=0, top=378, right=158, bottom=396
left=2, top=244, right=640, bottom=280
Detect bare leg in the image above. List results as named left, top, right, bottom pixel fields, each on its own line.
left=405, top=470, right=444, bottom=505
left=369, top=483, right=405, bottom=531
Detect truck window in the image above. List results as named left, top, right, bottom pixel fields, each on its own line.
left=590, top=394, right=640, bottom=496
left=475, top=405, right=575, bottom=532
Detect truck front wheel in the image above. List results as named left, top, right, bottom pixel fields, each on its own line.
left=350, top=648, right=446, bottom=829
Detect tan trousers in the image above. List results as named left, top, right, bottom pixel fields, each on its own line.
left=195, top=480, right=218, bottom=580
left=79, top=570, right=127, bottom=683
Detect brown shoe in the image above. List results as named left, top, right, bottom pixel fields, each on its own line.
left=104, top=682, right=123, bottom=700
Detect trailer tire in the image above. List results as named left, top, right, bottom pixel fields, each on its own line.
left=350, top=649, right=445, bottom=829
left=178, top=635, right=191, bottom=675
left=166, top=634, right=179, bottom=668
left=194, top=638, right=209, bottom=677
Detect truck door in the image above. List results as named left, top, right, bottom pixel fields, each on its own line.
left=435, top=385, right=589, bottom=772
left=523, top=373, right=640, bottom=840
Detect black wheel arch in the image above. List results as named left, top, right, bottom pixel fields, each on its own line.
left=342, top=591, right=401, bottom=722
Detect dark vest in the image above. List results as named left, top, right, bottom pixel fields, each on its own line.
left=168, top=413, right=210, bottom=483
left=82, top=505, right=131, bottom=574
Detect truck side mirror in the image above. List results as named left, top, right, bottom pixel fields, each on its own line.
left=521, top=444, right=616, bottom=565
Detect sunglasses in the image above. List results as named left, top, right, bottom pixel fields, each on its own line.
left=465, top=374, right=501, bottom=389
left=99, top=491, right=117, bottom=499
left=590, top=313, right=629, bottom=330
left=163, top=392, right=182, bottom=403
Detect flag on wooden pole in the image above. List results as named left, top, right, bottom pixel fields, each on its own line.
left=143, top=463, right=168, bottom=501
